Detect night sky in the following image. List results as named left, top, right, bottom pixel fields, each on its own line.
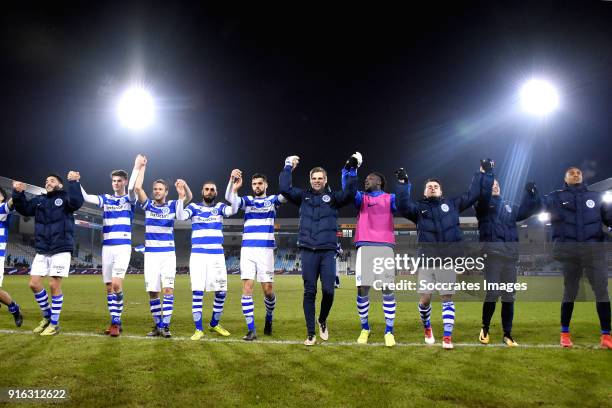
left=1, top=2, right=611, bottom=215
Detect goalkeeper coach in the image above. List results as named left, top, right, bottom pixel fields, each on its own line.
left=280, top=153, right=359, bottom=346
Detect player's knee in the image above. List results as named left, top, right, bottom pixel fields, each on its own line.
left=303, top=287, right=316, bottom=300
left=28, top=280, right=40, bottom=291
left=562, top=286, right=579, bottom=302
left=321, top=286, right=334, bottom=298
left=112, top=281, right=122, bottom=293
left=500, top=292, right=515, bottom=303
left=357, top=286, right=370, bottom=297
left=49, top=279, right=61, bottom=292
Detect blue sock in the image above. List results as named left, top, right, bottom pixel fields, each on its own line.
left=442, top=301, right=455, bottom=337
left=383, top=293, right=396, bottom=334
left=561, top=326, right=570, bottom=333
left=8, top=302, right=19, bottom=314
left=114, top=291, right=124, bottom=325
left=264, top=294, right=276, bottom=323
left=242, top=295, right=255, bottom=331
left=149, top=298, right=162, bottom=328
left=162, top=294, right=174, bottom=328
left=50, top=295, right=64, bottom=326
left=192, top=291, right=204, bottom=331
left=418, top=303, right=431, bottom=329
left=210, top=291, right=226, bottom=327
left=34, top=289, right=51, bottom=319
left=108, top=293, right=121, bottom=325
left=357, top=295, right=370, bottom=330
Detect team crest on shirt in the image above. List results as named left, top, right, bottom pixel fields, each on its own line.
left=211, top=208, right=219, bottom=216
left=322, top=195, right=331, bottom=203
left=440, top=203, right=449, bottom=212
left=586, top=199, right=595, bottom=208
left=263, top=200, right=272, bottom=207
left=119, top=197, right=127, bottom=205
left=505, top=204, right=512, bottom=213
left=161, top=206, right=170, bottom=215
left=54, top=198, right=63, bottom=207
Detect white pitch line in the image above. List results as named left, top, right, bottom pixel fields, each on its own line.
left=0, top=329, right=599, bottom=349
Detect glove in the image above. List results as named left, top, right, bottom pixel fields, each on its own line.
left=480, top=158, right=495, bottom=173
left=284, top=155, right=299, bottom=168
left=394, top=168, right=409, bottom=183
left=525, top=182, right=537, bottom=196
left=344, top=152, right=363, bottom=170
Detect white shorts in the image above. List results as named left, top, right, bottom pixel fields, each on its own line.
left=144, top=252, right=176, bottom=292
left=102, top=245, right=131, bottom=283
left=417, top=268, right=457, bottom=295
left=240, top=247, right=275, bottom=283
left=30, top=252, right=71, bottom=278
left=190, top=253, right=228, bottom=292
left=0, top=256, right=4, bottom=287
left=355, top=246, right=395, bottom=287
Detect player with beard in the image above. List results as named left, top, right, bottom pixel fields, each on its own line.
left=177, top=177, right=239, bottom=340
left=225, top=169, right=286, bottom=340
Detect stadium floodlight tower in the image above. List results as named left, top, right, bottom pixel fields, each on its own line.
left=519, top=79, right=559, bottom=116
left=117, top=86, right=155, bottom=130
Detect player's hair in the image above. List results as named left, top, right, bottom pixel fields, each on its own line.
left=251, top=173, right=267, bottom=182
left=0, top=187, right=7, bottom=202
left=310, top=167, right=327, bottom=178
left=424, top=178, right=442, bottom=190
left=370, top=172, right=386, bottom=190
left=110, top=169, right=128, bottom=180
left=565, top=166, right=581, bottom=174
left=152, top=179, right=169, bottom=191
left=47, top=173, right=63, bottom=185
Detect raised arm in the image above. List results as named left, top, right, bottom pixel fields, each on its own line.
left=225, top=169, right=243, bottom=213
left=175, top=201, right=193, bottom=221
left=279, top=155, right=303, bottom=205
left=11, top=181, right=38, bottom=217
left=340, top=167, right=361, bottom=209
left=133, top=155, right=148, bottom=204
left=394, top=169, right=418, bottom=223
left=80, top=183, right=101, bottom=206
left=65, top=171, right=85, bottom=212
left=334, top=167, right=358, bottom=207
left=516, top=182, right=547, bottom=220
left=175, top=179, right=192, bottom=206
left=128, top=154, right=146, bottom=202
left=453, top=160, right=495, bottom=212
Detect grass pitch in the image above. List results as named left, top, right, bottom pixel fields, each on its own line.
left=0, top=275, right=611, bottom=407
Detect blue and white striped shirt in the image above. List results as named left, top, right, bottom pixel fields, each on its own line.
left=184, top=202, right=232, bottom=255
left=240, top=195, right=282, bottom=248
left=0, top=203, right=9, bottom=257
left=97, top=194, right=135, bottom=246
left=141, top=199, right=177, bottom=253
